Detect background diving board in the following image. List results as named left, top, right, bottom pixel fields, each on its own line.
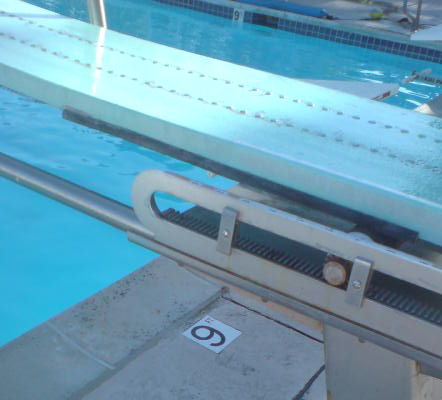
left=303, top=80, right=399, bottom=100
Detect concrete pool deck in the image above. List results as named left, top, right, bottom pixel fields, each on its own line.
left=290, top=0, right=442, bottom=38
left=0, top=257, right=326, bottom=400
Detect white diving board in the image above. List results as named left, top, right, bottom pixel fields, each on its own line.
left=2, top=0, right=442, bottom=247
left=411, top=24, right=442, bottom=41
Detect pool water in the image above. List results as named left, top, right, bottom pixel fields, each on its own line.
left=0, top=88, right=234, bottom=346
left=1, top=0, right=441, bottom=346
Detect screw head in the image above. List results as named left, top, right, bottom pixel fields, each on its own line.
left=223, top=230, right=230, bottom=238
left=352, top=279, right=362, bottom=289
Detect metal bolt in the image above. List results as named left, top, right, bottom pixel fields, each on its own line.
left=352, top=279, right=362, bottom=289
left=323, top=260, right=347, bottom=286
left=223, top=230, right=230, bottom=238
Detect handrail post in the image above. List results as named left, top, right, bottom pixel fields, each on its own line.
left=86, top=0, right=107, bottom=28
left=412, top=0, right=423, bottom=32
left=403, top=0, right=424, bottom=32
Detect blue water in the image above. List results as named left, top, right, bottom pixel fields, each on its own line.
left=1, top=0, right=441, bottom=346
left=0, top=89, right=234, bottom=346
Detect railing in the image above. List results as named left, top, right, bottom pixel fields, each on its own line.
left=403, top=0, right=423, bottom=32
left=0, top=152, right=152, bottom=238
left=86, top=0, right=107, bottom=28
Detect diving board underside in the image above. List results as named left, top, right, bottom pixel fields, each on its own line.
left=1, top=0, right=442, bottom=246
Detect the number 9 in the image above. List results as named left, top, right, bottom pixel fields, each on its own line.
left=191, top=325, right=226, bottom=347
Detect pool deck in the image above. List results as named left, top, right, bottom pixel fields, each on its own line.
left=290, top=0, right=442, bottom=38
left=0, top=257, right=326, bottom=400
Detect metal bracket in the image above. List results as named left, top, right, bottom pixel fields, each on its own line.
left=345, top=257, right=373, bottom=308
left=216, top=207, right=238, bottom=256
left=131, top=170, right=442, bottom=296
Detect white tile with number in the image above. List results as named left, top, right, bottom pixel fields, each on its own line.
left=183, top=315, right=242, bottom=353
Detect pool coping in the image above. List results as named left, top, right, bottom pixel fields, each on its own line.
left=0, top=257, right=325, bottom=399
left=153, top=0, right=442, bottom=65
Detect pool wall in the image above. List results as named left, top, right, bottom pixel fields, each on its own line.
left=153, top=0, right=442, bottom=65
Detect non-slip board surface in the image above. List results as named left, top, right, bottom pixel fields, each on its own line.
left=1, top=0, right=442, bottom=245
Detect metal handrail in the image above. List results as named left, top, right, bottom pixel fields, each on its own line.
left=403, top=0, right=423, bottom=32
left=0, top=152, right=153, bottom=239
left=86, top=0, right=107, bottom=28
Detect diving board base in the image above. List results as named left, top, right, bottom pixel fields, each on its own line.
left=324, top=325, right=442, bottom=400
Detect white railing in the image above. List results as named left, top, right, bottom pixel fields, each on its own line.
left=403, top=0, right=423, bottom=32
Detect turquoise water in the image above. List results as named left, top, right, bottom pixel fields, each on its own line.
left=1, top=0, right=441, bottom=346
left=0, top=89, right=234, bottom=346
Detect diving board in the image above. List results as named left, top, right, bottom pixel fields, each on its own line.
left=411, top=24, right=442, bottom=41
left=2, top=0, right=442, bottom=246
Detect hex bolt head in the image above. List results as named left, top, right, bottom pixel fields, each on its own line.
left=223, top=230, right=230, bottom=238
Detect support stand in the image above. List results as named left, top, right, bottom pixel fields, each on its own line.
left=324, top=325, right=442, bottom=400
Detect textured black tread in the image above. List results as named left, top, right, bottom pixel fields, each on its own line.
left=160, top=206, right=442, bottom=328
